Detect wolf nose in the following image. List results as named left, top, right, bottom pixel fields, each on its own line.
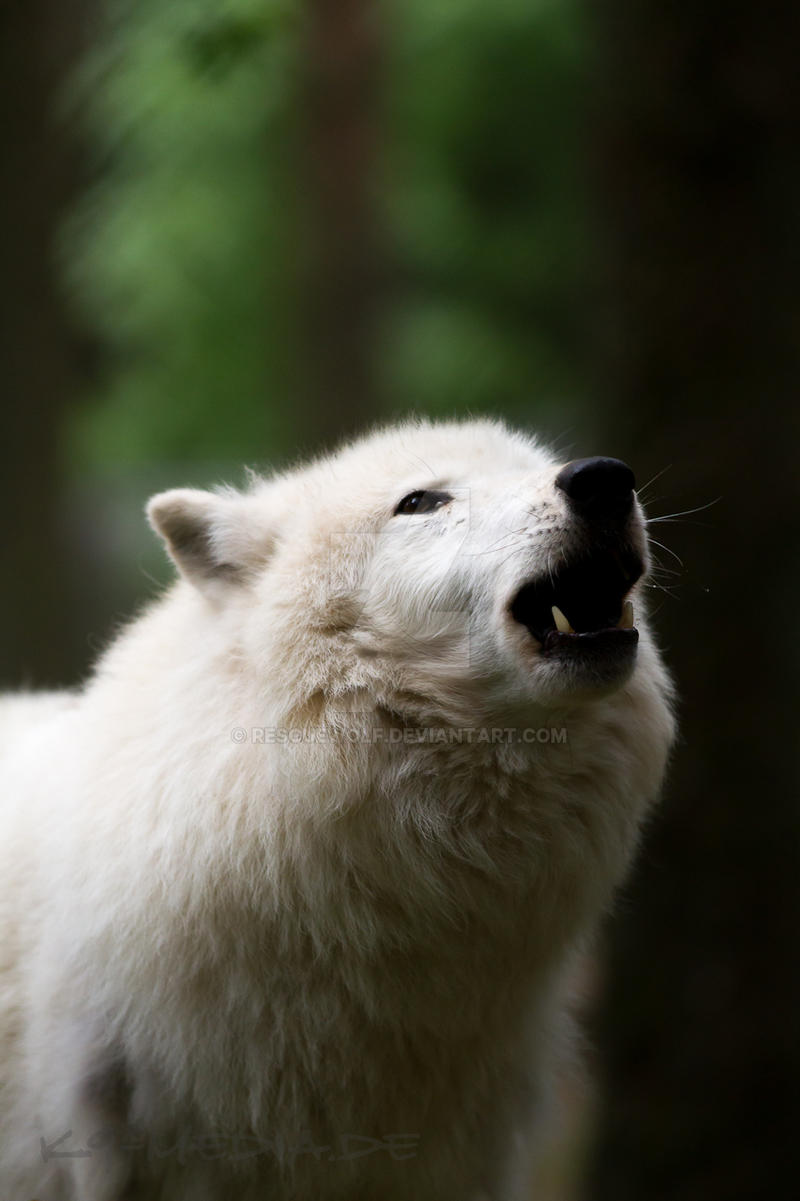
left=555, top=457, right=635, bottom=516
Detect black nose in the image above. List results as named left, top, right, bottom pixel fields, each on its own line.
left=555, top=457, right=635, bottom=516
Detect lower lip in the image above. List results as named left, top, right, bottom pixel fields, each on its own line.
left=540, top=627, right=639, bottom=656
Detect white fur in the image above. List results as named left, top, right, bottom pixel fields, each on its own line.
left=0, top=419, right=674, bottom=1200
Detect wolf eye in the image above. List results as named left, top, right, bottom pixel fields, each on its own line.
left=393, top=490, right=453, bottom=516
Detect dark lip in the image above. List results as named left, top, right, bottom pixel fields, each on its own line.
left=509, top=546, right=644, bottom=645
left=540, top=626, right=639, bottom=657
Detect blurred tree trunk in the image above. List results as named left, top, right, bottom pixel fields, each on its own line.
left=584, top=3, right=800, bottom=1198
left=298, top=0, right=385, bottom=446
left=0, top=0, right=90, bottom=687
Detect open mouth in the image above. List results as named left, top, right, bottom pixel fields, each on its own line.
left=509, top=547, right=643, bottom=655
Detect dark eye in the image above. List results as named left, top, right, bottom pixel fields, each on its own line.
left=393, top=490, right=453, bottom=516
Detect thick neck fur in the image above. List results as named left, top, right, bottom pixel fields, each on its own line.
left=68, top=583, right=673, bottom=1131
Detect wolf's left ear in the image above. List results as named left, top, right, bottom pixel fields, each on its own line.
left=147, top=488, right=273, bottom=595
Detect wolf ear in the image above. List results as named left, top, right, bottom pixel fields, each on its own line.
left=147, top=487, right=272, bottom=595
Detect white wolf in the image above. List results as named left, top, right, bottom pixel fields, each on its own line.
left=0, top=419, right=674, bottom=1200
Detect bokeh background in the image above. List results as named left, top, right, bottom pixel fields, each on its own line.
left=2, top=1, right=798, bottom=1197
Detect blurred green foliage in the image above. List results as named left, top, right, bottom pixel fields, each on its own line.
left=63, top=0, right=588, bottom=470
left=383, top=0, right=588, bottom=422
left=63, top=0, right=301, bottom=466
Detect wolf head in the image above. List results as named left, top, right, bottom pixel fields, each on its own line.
left=148, top=419, right=660, bottom=718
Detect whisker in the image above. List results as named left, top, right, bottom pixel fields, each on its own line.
left=646, top=497, right=721, bottom=523
left=464, top=528, right=527, bottom=557
left=648, top=563, right=683, bottom=578
left=549, top=429, right=578, bottom=461
left=647, top=537, right=685, bottom=569
left=643, top=580, right=681, bottom=601
left=636, top=464, right=673, bottom=502
left=648, top=595, right=671, bottom=617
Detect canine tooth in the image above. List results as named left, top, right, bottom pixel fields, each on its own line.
left=619, top=600, right=634, bottom=629
left=551, top=605, right=574, bottom=634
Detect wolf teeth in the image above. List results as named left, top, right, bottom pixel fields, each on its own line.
left=551, top=601, right=634, bottom=634
left=551, top=605, right=574, bottom=634
left=619, top=600, right=634, bottom=629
